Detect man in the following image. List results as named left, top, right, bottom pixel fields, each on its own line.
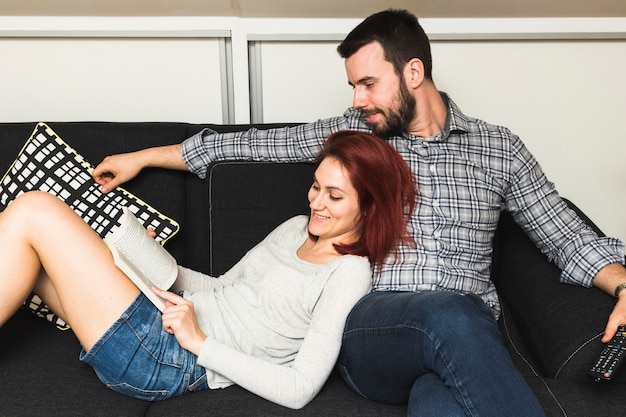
left=93, top=9, right=626, bottom=417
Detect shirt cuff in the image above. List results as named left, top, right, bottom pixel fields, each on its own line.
left=181, top=128, right=218, bottom=179
left=560, top=237, right=625, bottom=287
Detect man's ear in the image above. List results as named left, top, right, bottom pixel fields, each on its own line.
left=405, top=58, right=425, bottom=88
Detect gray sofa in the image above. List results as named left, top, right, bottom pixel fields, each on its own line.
left=0, top=122, right=623, bottom=417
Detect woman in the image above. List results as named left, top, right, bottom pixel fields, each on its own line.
left=0, top=130, right=415, bottom=409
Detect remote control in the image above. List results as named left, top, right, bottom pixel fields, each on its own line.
left=589, top=325, right=626, bottom=382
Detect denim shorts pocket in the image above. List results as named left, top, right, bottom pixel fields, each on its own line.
left=187, top=372, right=208, bottom=393
left=107, top=382, right=170, bottom=402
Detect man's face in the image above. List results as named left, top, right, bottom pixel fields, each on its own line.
left=345, top=42, right=416, bottom=138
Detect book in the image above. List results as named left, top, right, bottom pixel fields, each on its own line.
left=104, top=206, right=178, bottom=312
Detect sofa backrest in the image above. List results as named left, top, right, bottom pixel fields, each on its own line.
left=206, top=161, right=314, bottom=276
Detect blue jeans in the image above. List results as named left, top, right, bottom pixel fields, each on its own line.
left=80, top=293, right=208, bottom=401
left=338, top=291, right=546, bottom=417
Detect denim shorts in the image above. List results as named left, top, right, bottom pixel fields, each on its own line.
left=80, top=293, right=208, bottom=401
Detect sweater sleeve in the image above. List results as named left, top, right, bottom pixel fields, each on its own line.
left=171, top=220, right=284, bottom=292
left=170, top=265, right=236, bottom=292
left=196, top=255, right=372, bottom=409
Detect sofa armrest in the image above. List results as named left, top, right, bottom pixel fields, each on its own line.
left=492, top=199, right=619, bottom=380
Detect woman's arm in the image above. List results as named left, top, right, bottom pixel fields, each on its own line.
left=197, top=256, right=371, bottom=409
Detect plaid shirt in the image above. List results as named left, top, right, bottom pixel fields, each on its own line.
left=182, top=94, right=625, bottom=318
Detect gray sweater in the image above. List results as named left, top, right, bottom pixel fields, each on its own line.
left=172, top=216, right=371, bottom=409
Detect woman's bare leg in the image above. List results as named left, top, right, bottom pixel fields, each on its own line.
left=0, top=191, right=139, bottom=350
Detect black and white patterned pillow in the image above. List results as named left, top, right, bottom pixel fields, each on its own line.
left=0, top=122, right=180, bottom=329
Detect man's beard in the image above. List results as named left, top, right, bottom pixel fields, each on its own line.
left=368, top=82, right=416, bottom=138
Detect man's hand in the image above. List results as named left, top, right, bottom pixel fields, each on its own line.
left=153, top=287, right=207, bottom=355
left=92, top=153, right=144, bottom=193
left=593, top=263, right=626, bottom=342
left=603, top=294, right=626, bottom=343
left=92, top=144, right=188, bottom=193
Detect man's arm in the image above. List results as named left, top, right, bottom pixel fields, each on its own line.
left=593, top=263, right=626, bottom=342
left=502, top=134, right=626, bottom=340
left=92, top=144, right=186, bottom=193
left=92, top=109, right=363, bottom=191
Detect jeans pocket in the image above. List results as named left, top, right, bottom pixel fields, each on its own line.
left=465, top=293, right=496, bottom=320
left=107, top=382, right=170, bottom=402
left=338, top=364, right=368, bottom=399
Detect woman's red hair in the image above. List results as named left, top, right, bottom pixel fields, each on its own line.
left=315, top=130, right=416, bottom=266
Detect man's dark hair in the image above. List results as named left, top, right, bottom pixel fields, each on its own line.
left=337, top=9, right=433, bottom=80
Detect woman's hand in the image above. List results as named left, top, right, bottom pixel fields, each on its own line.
left=152, top=287, right=207, bottom=355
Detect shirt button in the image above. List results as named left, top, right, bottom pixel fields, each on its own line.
left=438, top=258, right=444, bottom=266
left=433, top=230, right=441, bottom=239
left=429, top=165, right=436, bottom=174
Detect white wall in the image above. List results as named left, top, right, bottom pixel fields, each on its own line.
left=257, top=41, right=352, bottom=122
left=0, top=16, right=234, bottom=123
left=1, top=16, right=625, bottom=247
left=0, top=37, right=224, bottom=123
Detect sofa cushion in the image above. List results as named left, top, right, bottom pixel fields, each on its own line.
left=146, top=370, right=407, bottom=417
left=499, top=298, right=626, bottom=417
left=0, top=310, right=151, bottom=417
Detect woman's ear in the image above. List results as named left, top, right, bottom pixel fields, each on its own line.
left=405, top=58, right=425, bottom=88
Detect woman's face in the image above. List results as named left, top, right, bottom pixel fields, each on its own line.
left=307, top=157, right=361, bottom=245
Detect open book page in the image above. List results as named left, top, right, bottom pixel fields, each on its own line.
left=104, top=207, right=178, bottom=312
